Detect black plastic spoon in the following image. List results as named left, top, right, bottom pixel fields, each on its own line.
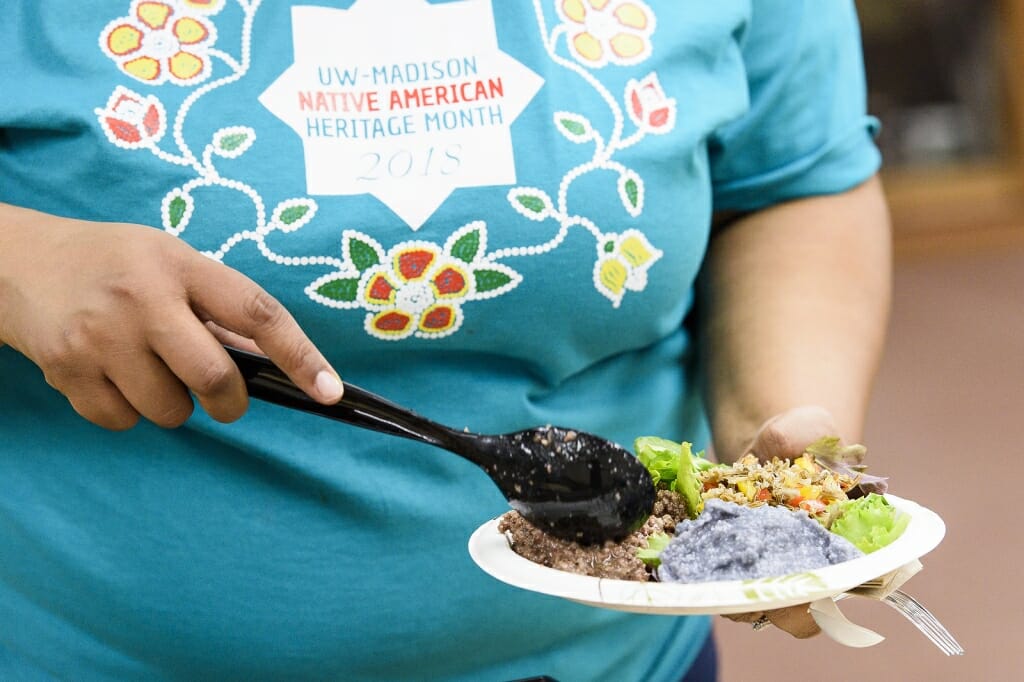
left=225, top=346, right=655, bottom=544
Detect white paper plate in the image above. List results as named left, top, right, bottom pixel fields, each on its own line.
left=467, top=494, right=945, bottom=615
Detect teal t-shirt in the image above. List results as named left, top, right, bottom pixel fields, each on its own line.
left=0, top=1, right=880, bottom=679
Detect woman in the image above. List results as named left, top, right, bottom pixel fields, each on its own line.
left=0, top=1, right=890, bottom=679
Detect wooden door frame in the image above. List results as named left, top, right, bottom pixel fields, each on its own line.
left=880, top=0, right=1024, bottom=257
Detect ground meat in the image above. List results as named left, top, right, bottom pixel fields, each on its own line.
left=498, top=489, right=687, bottom=582
left=651, top=487, right=690, bottom=522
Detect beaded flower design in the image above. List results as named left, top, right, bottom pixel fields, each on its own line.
left=99, top=0, right=224, bottom=86
left=94, top=0, right=675, bottom=340
left=308, top=225, right=520, bottom=340
left=556, top=0, right=654, bottom=68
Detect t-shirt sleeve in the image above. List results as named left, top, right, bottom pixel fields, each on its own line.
left=708, top=0, right=882, bottom=211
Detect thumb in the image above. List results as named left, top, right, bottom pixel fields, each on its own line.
left=745, top=406, right=840, bottom=461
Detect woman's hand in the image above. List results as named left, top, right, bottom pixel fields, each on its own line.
left=0, top=203, right=342, bottom=430
left=721, top=405, right=847, bottom=639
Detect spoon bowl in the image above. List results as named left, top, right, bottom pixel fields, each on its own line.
left=226, top=346, right=655, bottom=544
left=461, top=425, right=656, bottom=543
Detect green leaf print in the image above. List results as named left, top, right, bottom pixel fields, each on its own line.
left=516, top=195, right=546, bottom=213
left=450, top=228, right=482, bottom=263
left=618, top=171, right=643, bottom=217
left=168, top=195, right=188, bottom=228
left=624, top=178, right=639, bottom=207
left=218, top=133, right=249, bottom=152
left=211, top=126, right=255, bottom=158
left=561, top=119, right=585, bottom=136
left=161, top=189, right=193, bottom=235
left=315, top=277, right=360, bottom=302
left=474, top=268, right=514, bottom=293
left=507, top=187, right=552, bottom=221
left=279, top=205, right=309, bottom=225
left=561, top=118, right=585, bottom=136
left=554, top=112, right=593, bottom=143
left=270, top=198, right=317, bottom=233
left=348, top=237, right=381, bottom=271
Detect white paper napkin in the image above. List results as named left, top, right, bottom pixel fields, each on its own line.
left=808, top=560, right=924, bottom=647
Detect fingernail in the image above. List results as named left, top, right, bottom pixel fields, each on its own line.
left=314, top=370, right=343, bottom=402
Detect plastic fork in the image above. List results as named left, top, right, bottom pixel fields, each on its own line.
left=882, top=589, right=964, bottom=655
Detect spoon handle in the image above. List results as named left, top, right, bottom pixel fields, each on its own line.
left=224, top=346, right=468, bottom=454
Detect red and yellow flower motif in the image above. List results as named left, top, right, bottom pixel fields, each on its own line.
left=360, top=244, right=473, bottom=339
left=557, top=0, right=654, bottom=68
left=626, top=73, right=676, bottom=134
left=94, top=85, right=167, bottom=149
left=100, top=0, right=218, bottom=86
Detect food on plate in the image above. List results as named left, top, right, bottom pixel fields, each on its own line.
left=657, top=499, right=863, bottom=583
left=497, top=435, right=905, bottom=583
left=498, top=487, right=687, bottom=581
left=830, top=493, right=909, bottom=553
left=634, top=437, right=707, bottom=519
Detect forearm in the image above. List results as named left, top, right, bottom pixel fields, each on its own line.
left=0, top=202, right=79, bottom=348
left=0, top=202, right=46, bottom=348
left=698, top=175, right=892, bottom=462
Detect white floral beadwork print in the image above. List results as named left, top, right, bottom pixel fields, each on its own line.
left=498, top=0, right=671, bottom=307
left=99, top=0, right=224, bottom=86
left=556, top=0, right=655, bottom=68
left=307, top=224, right=520, bottom=340
left=94, top=0, right=676, bottom=340
left=95, top=85, right=168, bottom=150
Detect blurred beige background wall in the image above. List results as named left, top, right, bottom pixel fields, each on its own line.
left=716, top=1, right=1024, bottom=679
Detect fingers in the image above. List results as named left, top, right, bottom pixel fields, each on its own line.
left=765, top=606, right=821, bottom=639
left=21, top=225, right=337, bottom=429
left=7, top=219, right=335, bottom=431
left=147, top=316, right=249, bottom=423
left=63, top=376, right=141, bottom=431
left=40, top=349, right=142, bottom=430
left=204, top=320, right=263, bottom=355
left=745, top=405, right=839, bottom=461
left=185, top=257, right=343, bottom=404
left=722, top=605, right=821, bottom=639
left=104, top=348, right=196, bottom=428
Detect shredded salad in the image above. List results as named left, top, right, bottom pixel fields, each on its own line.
left=700, top=453, right=856, bottom=521
left=634, top=436, right=908, bottom=566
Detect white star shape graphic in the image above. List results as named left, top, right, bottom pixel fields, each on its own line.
left=259, top=0, right=544, bottom=230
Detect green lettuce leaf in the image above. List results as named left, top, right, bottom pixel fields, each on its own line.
left=634, top=437, right=708, bottom=519
left=636, top=532, right=672, bottom=567
left=830, top=493, right=910, bottom=553
left=634, top=436, right=682, bottom=488
left=673, top=441, right=704, bottom=519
